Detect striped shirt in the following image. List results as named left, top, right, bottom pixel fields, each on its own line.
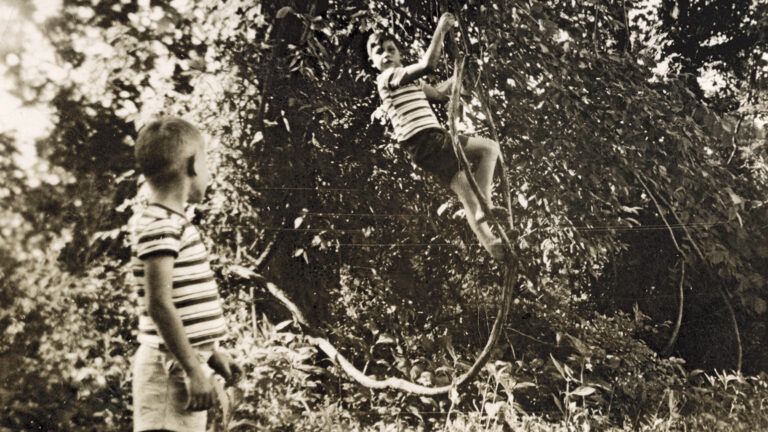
left=377, top=67, right=442, bottom=142
left=129, top=203, right=227, bottom=348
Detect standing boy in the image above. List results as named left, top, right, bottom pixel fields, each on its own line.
left=367, top=13, right=509, bottom=261
left=130, top=117, right=241, bottom=431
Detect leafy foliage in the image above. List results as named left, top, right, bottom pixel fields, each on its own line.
left=1, top=255, right=133, bottom=430
left=2, top=0, right=768, bottom=430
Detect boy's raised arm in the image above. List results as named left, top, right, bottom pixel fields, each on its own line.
left=391, top=13, right=456, bottom=88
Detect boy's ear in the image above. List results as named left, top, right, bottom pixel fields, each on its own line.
left=187, top=155, right=197, bottom=177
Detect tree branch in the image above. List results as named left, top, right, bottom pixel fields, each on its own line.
left=241, top=268, right=518, bottom=396
left=637, top=173, right=742, bottom=371
left=635, top=174, right=687, bottom=357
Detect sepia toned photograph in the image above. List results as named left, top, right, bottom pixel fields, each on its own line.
left=1, top=0, right=767, bottom=430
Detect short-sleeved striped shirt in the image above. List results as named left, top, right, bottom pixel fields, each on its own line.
left=129, top=203, right=227, bottom=348
left=377, top=67, right=442, bottom=142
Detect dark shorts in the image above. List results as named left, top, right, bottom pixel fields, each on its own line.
left=402, top=128, right=469, bottom=185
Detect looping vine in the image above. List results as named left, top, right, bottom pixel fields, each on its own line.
left=241, top=16, right=523, bottom=395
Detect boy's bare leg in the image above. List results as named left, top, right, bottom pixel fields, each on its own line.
left=463, top=137, right=501, bottom=217
left=450, top=170, right=505, bottom=260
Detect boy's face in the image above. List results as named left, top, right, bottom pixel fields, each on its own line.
left=370, top=39, right=401, bottom=71
left=188, top=136, right=210, bottom=203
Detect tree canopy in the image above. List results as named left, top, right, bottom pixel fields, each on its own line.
left=1, top=0, right=767, bottom=430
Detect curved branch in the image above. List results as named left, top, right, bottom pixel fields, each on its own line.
left=634, top=174, right=686, bottom=357
left=636, top=173, right=742, bottom=371
left=646, top=177, right=741, bottom=371
left=716, top=284, right=743, bottom=372
left=634, top=174, right=684, bottom=255
left=640, top=176, right=705, bottom=260
left=449, top=9, right=515, bottom=230
left=257, top=269, right=516, bottom=396
left=662, top=260, right=685, bottom=356
left=446, top=39, right=513, bottom=250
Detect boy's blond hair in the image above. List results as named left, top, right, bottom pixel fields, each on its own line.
left=135, top=116, right=202, bottom=186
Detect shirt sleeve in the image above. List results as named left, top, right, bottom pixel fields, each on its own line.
left=135, top=218, right=182, bottom=259
left=377, top=67, right=408, bottom=92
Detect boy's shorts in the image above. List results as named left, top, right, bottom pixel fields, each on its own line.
left=402, top=127, right=469, bottom=186
left=132, top=343, right=216, bottom=432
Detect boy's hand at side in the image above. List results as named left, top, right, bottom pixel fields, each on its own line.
left=208, top=349, right=243, bottom=385
left=185, top=367, right=216, bottom=411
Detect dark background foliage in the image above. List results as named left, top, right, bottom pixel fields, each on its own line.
left=1, top=0, right=767, bottom=430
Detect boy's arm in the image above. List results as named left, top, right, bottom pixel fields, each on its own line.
left=388, top=13, right=456, bottom=88
left=422, top=83, right=450, bottom=103
left=422, top=77, right=469, bottom=103
left=433, top=76, right=455, bottom=95
left=144, top=254, right=215, bottom=411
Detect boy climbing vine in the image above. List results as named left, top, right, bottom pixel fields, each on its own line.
left=367, top=12, right=512, bottom=261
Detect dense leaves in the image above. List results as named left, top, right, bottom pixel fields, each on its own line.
left=2, top=0, right=767, bottom=430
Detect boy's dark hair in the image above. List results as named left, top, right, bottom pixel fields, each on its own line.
left=135, top=116, right=202, bottom=186
left=366, top=31, right=403, bottom=59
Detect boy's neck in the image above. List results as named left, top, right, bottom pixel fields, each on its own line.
left=381, top=63, right=399, bottom=71
left=149, top=184, right=189, bottom=216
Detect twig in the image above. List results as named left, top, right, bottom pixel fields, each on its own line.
left=726, top=115, right=745, bottom=165
left=250, top=286, right=258, bottom=335
left=634, top=174, right=684, bottom=254
left=622, top=0, right=632, bottom=53
left=641, top=176, right=706, bottom=260
left=252, top=236, right=278, bottom=271
left=508, top=327, right=554, bottom=346
left=637, top=173, right=742, bottom=371
left=592, top=2, right=601, bottom=55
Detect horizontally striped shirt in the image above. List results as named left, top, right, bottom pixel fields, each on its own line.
left=129, top=203, right=227, bottom=348
left=377, top=66, right=441, bottom=142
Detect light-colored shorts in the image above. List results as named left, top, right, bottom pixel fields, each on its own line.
left=132, top=343, right=216, bottom=432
